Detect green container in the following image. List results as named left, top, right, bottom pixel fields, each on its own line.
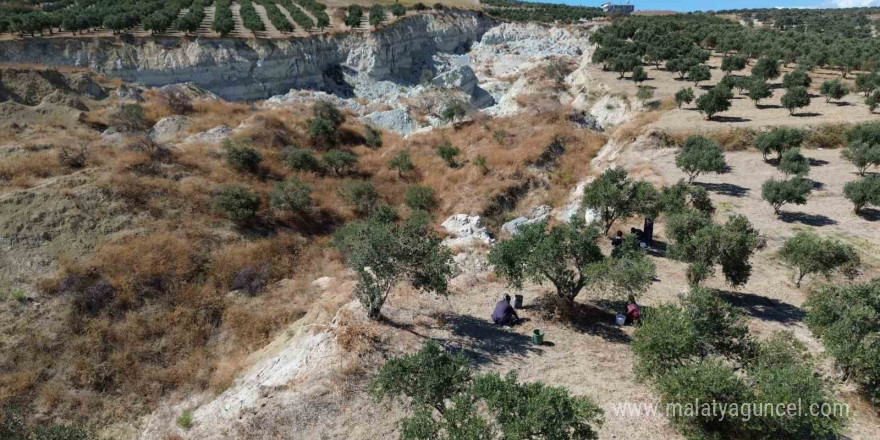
left=532, top=329, right=544, bottom=345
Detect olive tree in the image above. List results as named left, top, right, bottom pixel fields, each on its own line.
left=695, top=85, right=733, bottom=120
left=270, top=178, right=312, bottom=214
left=844, top=175, right=880, bottom=214
left=675, top=135, right=727, bottom=183
left=371, top=341, right=604, bottom=440
left=779, top=231, right=860, bottom=287
left=781, top=86, right=811, bottom=116
left=674, top=87, right=695, bottom=109
left=581, top=168, right=645, bottom=235
left=820, top=79, right=848, bottom=103
left=747, top=77, right=772, bottom=107
left=666, top=212, right=761, bottom=287
left=754, top=127, right=806, bottom=162
left=333, top=217, right=455, bottom=318
left=761, top=177, right=813, bottom=215
left=687, top=63, right=711, bottom=86
left=389, top=150, right=415, bottom=177
left=778, top=148, right=810, bottom=176
left=720, top=55, right=747, bottom=75
left=841, top=140, right=880, bottom=176
left=488, top=218, right=603, bottom=301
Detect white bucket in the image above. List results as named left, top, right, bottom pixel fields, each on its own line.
left=615, top=314, right=626, bottom=326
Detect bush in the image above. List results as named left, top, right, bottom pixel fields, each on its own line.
left=404, top=184, right=438, bottom=212
left=110, top=104, right=148, bottom=132
left=636, top=85, right=654, bottom=101
left=322, top=149, right=358, bottom=175
left=674, top=87, right=694, bottom=109
left=270, top=178, right=312, bottom=213
left=224, top=140, right=263, bottom=173
left=344, top=4, right=363, bottom=27
left=778, top=148, right=810, bottom=176
left=752, top=56, right=780, bottom=80
left=436, top=142, right=461, bottom=168
left=675, top=135, right=727, bottom=183
left=819, top=79, right=848, bottom=103
left=474, top=155, right=489, bottom=175
left=162, top=90, right=193, bottom=115
left=364, top=125, right=382, bottom=149
left=282, top=147, right=322, bottom=173
left=805, top=279, right=880, bottom=404
left=388, top=150, right=414, bottom=176
left=782, top=68, right=812, bottom=89
left=213, top=184, right=260, bottom=224
left=840, top=139, right=880, bottom=176
left=666, top=212, right=761, bottom=287
left=391, top=2, right=406, bottom=17
left=333, top=219, right=454, bottom=318
left=631, top=65, right=648, bottom=83
left=176, top=410, right=194, bottom=430
left=781, top=86, right=810, bottom=115
left=779, top=231, right=860, bottom=287
left=867, top=90, right=880, bottom=113
left=339, top=180, right=378, bottom=216
left=720, top=55, right=747, bottom=75
left=57, top=145, right=89, bottom=169
left=844, top=174, right=880, bottom=214
left=440, top=102, right=466, bottom=123
left=761, top=177, right=812, bottom=215
left=309, top=117, right=336, bottom=149
left=368, top=5, right=385, bottom=27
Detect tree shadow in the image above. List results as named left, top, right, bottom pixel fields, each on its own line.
left=809, top=179, right=825, bottom=190
left=647, top=239, right=667, bottom=258
left=694, top=182, right=750, bottom=197
left=443, top=315, right=543, bottom=366
left=719, top=290, right=805, bottom=324
left=808, top=158, right=829, bottom=166
left=833, top=101, right=852, bottom=107
left=779, top=211, right=837, bottom=226
left=792, top=112, right=822, bottom=117
left=710, top=116, right=751, bottom=123
left=531, top=296, right=632, bottom=344
left=756, top=103, right=782, bottom=109
left=857, top=208, right=880, bottom=221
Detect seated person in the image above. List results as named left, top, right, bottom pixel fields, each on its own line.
left=610, top=230, right=624, bottom=247
left=492, top=294, right=520, bottom=326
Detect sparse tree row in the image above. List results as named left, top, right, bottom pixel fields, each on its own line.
left=0, top=0, right=334, bottom=36
left=482, top=0, right=603, bottom=24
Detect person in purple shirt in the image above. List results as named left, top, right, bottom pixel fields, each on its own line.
left=492, top=294, right=520, bottom=326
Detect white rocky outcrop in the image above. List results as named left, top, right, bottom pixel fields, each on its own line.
left=183, top=125, right=232, bottom=145
left=441, top=214, right=493, bottom=247
left=554, top=178, right=599, bottom=225
left=360, top=109, right=422, bottom=136
left=148, top=115, right=192, bottom=143
left=501, top=205, right=551, bottom=235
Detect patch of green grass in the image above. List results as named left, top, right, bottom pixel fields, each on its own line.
left=10, top=290, right=27, bottom=303
left=715, top=201, right=740, bottom=213
left=176, top=410, right=194, bottom=430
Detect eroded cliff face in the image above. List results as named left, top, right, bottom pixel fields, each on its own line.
left=0, top=11, right=495, bottom=101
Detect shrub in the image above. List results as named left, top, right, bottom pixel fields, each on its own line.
left=695, top=85, right=732, bottom=120
left=390, top=2, right=406, bottom=17
left=752, top=56, right=780, bottom=80
left=819, top=79, right=848, bottom=103
left=636, top=85, right=653, bottom=101
left=761, top=177, right=812, bottom=215
left=230, top=264, right=268, bottom=296
left=779, top=231, right=860, bottom=287
left=57, top=145, right=89, bottom=169
left=368, top=5, right=385, bottom=27
left=840, top=140, right=880, bottom=176
left=282, top=147, right=322, bottom=173
left=778, top=148, right=810, bottom=176
left=270, top=178, right=312, bottom=213
left=805, top=279, right=880, bottom=404
left=631, top=65, right=648, bottom=83
left=866, top=90, right=880, bottom=113
left=163, top=90, right=193, bottom=115
left=661, top=181, right=715, bottom=216
left=224, top=140, right=263, bottom=174
left=344, top=4, right=363, bottom=27
left=110, top=104, right=148, bottom=132
left=364, top=125, right=382, bottom=149
left=844, top=174, right=880, bottom=214
left=674, top=87, right=694, bottom=109
left=440, top=102, right=466, bottom=123
left=488, top=217, right=603, bottom=300
left=309, top=117, right=337, bottom=149
left=754, top=127, right=806, bottom=161
left=176, top=410, right=194, bottom=430
left=404, top=184, right=438, bottom=212
left=433, top=2, right=444, bottom=10
left=322, top=149, right=358, bottom=175
left=720, top=55, right=747, bottom=75
left=781, top=86, right=810, bottom=115
left=436, top=142, right=461, bottom=168
left=333, top=219, right=454, bottom=318
left=666, top=212, right=761, bottom=287
left=313, top=100, right=345, bottom=127
left=675, top=135, right=727, bottom=183
left=213, top=184, right=260, bottom=224
left=388, top=150, right=414, bottom=177
left=474, top=155, right=489, bottom=175
left=339, top=180, right=378, bottom=216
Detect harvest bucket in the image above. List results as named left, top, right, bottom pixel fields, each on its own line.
left=532, top=329, right=544, bottom=345
left=514, top=294, right=524, bottom=309
left=615, top=314, right=626, bottom=326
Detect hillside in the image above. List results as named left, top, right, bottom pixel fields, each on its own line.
left=1, top=5, right=880, bottom=440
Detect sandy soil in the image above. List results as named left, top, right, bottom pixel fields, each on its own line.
left=583, top=55, right=880, bottom=134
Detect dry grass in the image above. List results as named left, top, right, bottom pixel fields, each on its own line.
left=0, top=150, right=66, bottom=187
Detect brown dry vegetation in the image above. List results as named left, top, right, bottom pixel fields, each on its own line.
left=0, top=83, right=607, bottom=428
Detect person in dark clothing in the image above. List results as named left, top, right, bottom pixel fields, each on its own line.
left=611, top=230, right=624, bottom=248
left=492, top=294, right=520, bottom=326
